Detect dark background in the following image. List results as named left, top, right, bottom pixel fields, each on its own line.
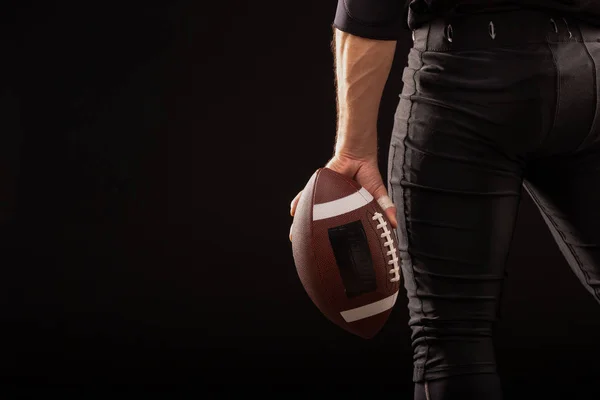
left=1, top=1, right=600, bottom=397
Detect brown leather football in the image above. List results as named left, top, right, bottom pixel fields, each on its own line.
left=291, top=167, right=401, bottom=339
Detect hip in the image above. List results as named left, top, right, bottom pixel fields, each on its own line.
left=397, top=9, right=600, bottom=157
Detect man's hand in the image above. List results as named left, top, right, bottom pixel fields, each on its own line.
left=289, top=153, right=397, bottom=241
left=289, top=29, right=397, bottom=241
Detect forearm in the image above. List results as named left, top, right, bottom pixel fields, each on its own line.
left=333, top=28, right=397, bottom=158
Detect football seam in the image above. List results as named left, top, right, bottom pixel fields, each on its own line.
left=367, top=208, right=396, bottom=293
left=372, top=205, right=402, bottom=286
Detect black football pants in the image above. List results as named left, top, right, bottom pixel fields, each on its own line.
left=388, top=9, right=600, bottom=399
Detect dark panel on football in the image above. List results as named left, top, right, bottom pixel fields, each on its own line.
left=328, top=220, right=377, bottom=298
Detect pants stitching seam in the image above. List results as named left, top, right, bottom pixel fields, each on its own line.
left=525, top=183, right=600, bottom=303
left=540, top=41, right=561, bottom=152
left=495, top=182, right=524, bottom=321
left=574, top=27, right=598, bottom=153
left=406, top=23, right=431, bottom=383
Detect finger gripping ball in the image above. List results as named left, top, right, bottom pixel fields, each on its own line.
left=291, top=168, right=401, bottom=339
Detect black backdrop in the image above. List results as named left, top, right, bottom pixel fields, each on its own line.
left=2, top=1, right=600, bottom=397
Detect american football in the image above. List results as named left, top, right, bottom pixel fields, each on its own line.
left=291, top=167, right=401, bottom=339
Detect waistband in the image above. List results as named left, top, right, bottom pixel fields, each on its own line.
left=412, top=9, right=599, bottom=51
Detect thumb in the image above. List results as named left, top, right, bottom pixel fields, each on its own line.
left=374, top=192, right=398, bottom=229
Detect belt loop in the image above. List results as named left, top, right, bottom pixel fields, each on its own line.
left=562, top=17, right=573, bottom=39
left=489, top=21, right=496, bottom=40
left=550, top=18, right=558, bottom=33
left=445, top=24, right=454, bottom=43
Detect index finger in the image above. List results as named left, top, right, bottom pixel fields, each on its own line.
left=290, top=190, right=302, bottom=216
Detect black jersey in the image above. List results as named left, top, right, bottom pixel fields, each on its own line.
left=333, top=0, right=600, bottom=40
